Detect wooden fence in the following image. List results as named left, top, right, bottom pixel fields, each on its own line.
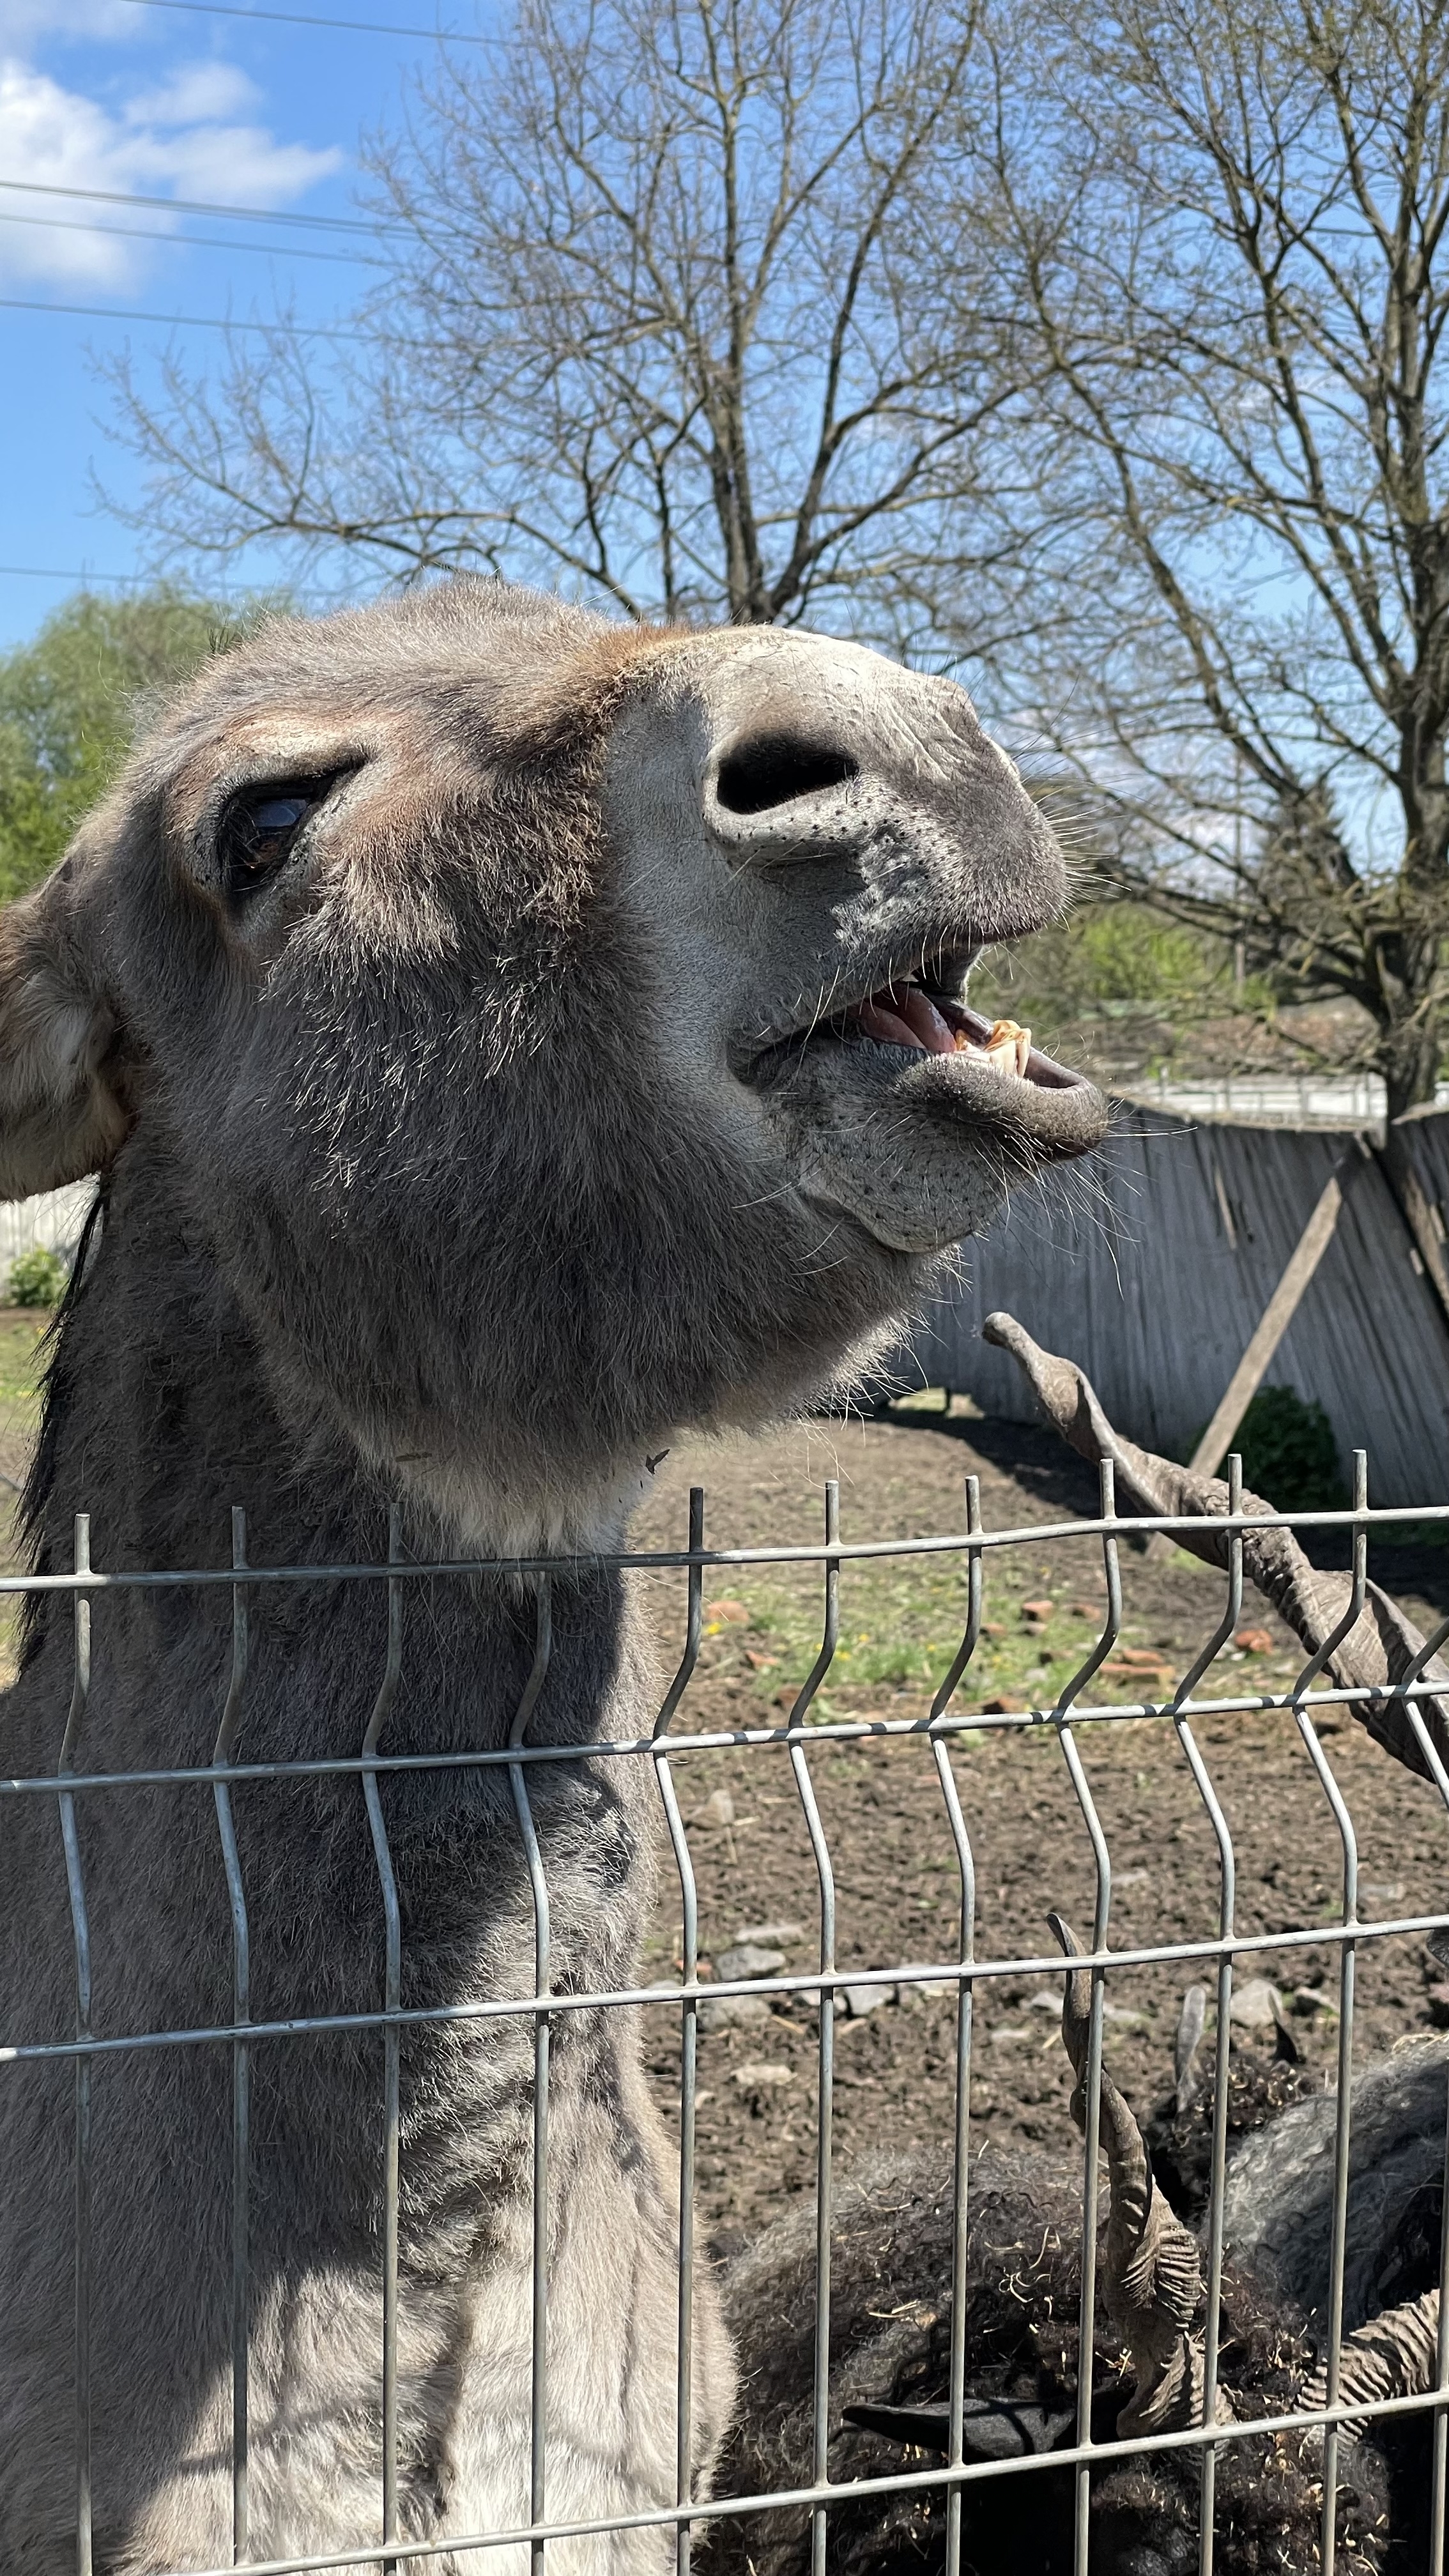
left=901, top=1101, right=1449, bottom=1508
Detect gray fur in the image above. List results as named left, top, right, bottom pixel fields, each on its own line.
left=719, top=2042, right=1448, bottom=2576
left=1223, top=2034, right=1449, bottom=2332
left=0, top=581, right=1103, bottom=2569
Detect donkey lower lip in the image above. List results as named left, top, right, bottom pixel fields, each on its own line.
left=887, top=1013, right=1109, bottom=1162
left=746, top=978, right=1107, bottom=1161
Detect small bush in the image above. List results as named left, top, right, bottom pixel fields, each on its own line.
left=7, top=1245, right=66, bottom=1308
left=1225, top=1384, right=1345, bottom=1513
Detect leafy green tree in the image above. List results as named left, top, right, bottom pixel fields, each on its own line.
left=0, top=587, right=261, bottom=904
left=971, top=898, right=1253, bottom=1058
left=6, top=1247, right=67, bottom=1310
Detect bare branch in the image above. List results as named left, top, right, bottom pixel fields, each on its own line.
left=935, top=0, right=1449, bottom=1110
left=105, top=0, right=1009, bottom=636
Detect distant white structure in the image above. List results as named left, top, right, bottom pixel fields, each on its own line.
left=1140, top=1071, right=1449, bottom=1125
left=0, top=1182, right=97, bottom=1274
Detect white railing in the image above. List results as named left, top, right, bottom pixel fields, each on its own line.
left=1137, top=1071, right=1449, bottom=1124
left=0, top=1181, right=96, bottom=1274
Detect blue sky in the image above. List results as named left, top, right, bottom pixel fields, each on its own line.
left=0, top=0, right=470, bottom=647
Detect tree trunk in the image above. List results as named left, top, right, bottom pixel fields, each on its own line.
left=1382, top=1031, right=1443, bottom=1127
left=1376, top=1022, right=1449, bottom=1324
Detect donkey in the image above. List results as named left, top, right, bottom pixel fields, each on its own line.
left=0, top=580, right=1105, bottom=2572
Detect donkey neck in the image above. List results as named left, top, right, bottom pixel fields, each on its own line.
left=20, top=1140, right=654, bottom=1778
left=12, top=1141, right=659, bottom=2078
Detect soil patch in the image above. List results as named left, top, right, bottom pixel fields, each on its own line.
left=627, top=1407, right=1449, bottom=2245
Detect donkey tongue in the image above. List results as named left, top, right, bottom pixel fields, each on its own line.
left=896, top=986, right=957, bottom=1054
left=855, top=983, right=965, bottom=1056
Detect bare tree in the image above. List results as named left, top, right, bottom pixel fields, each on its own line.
left=106, top=0, right=1025, bottom=628
left=940, top=0, right=1449, bottom=1144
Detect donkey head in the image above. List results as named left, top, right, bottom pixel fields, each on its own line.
left=0, top=584, right=1104, bottom=1540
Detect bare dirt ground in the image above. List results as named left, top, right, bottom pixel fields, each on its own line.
left=626, top=1404, right=1449, bottom=2248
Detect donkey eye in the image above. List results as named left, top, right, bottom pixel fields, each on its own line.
left=220, top=783, right=323, bottom=898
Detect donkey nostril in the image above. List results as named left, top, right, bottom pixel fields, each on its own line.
left=715, top=732, right=859, bottom=816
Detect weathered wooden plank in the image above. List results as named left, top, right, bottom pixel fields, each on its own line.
left=1189, top=1167, right=1346, bottom=1476
left=899, top=1105, right=1449, bottom=1506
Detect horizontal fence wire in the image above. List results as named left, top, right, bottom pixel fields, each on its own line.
left=4, top=1464, right=1447, bottom=2575
left=1, top=1498, right=1447, bottom=1594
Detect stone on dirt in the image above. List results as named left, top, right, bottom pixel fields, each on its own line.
left=715, top=1943, right=787, bottom=1982
left=1230, top=1978, right=1291, bottom=2035
left=699, top=1996, right=771, bottom=2031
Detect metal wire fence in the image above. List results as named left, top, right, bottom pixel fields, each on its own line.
left=6, top=1456, right=1449, bottom=2576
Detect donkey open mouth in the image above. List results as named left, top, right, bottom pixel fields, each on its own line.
left=620, top=627, right=1108, bottom=1258
left=750, top=972, right=1105, bottom=1166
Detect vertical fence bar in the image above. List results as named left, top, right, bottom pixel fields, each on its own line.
left=928, top=1475, right=982, bottom=2576
left=785, top=1484, right=841, bottom=2576
left=651, top=1489, right=706, bottom=2576
left=360, top=1508, right=405, bottom=2568
left=1054, top=1459, right=1123, bottom=2576
left=1382, top=1553, right=1449, bottom=2570
left=1171, top=1454, right=1244, bottom=2576
left=1288, top=1450, right=1367, bottom=2576
left=58, top=1513, right=93, bottom=2576
left=509, top=1577, right=555, bottom=2576
left=1433, top=2065, right=1449, bottom=2576
left=211, top=1507, right=252, bottom=2562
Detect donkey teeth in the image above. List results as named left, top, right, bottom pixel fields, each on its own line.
left=954, top=1018, right=1032, bottom=1077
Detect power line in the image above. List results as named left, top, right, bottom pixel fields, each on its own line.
left=0, top=180, right=399, bottom=241
left=1, top=296, right=369, bottom=341
left=0, top=565, right=150, bottom=583
left=0, top=565, right=263, bottom=592
left=121, top=0, right=496, bottom=40
left=0, top=211, right=380, bottom=266
left=0, top=567, right=388, bottom=628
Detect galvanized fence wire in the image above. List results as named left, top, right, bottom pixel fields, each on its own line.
left=10, top=1464, right=1449, bottom=2576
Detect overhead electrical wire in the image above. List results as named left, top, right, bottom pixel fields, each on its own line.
left=0, top=565, right=255, bottom=588
left=0, top=211, right=381, bottom=265
left=0, top=564, right=366, bottom=596
left=122, top=0, right=496, bottom=40
left=1, top=296, right=369, bottom=341
left=0, top=180, right=401, bottom=240
left=0, top=565, right=153, bottom=583
left=0, top=3, right=436, bottom=592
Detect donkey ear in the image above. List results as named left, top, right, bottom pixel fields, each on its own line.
left=0, top=858, right=131, bottom=1200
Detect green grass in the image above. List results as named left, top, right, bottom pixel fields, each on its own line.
left=0, top=1310, right=49, bottom=1422
left=0, top=1312, right=46, bottom=1673
left=698, top=1545, right=1201, bottom=1719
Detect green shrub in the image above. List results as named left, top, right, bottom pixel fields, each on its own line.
left=1222, top=1384, right=1345, bottom=1513
left=7, top=1246, right=66, bottom=1308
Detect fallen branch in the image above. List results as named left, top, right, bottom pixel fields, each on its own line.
left=981, top=1308, right=1449, bottom=1785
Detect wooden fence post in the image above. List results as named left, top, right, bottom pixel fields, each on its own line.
left=1188, top=1165, right=1349, bottom=1480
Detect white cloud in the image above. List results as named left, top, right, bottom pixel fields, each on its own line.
left=123, top=60, right=263, bottom=126
left=0, top=54, right=344, bottom=288
left=0, top=0, right=140, bottom=47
